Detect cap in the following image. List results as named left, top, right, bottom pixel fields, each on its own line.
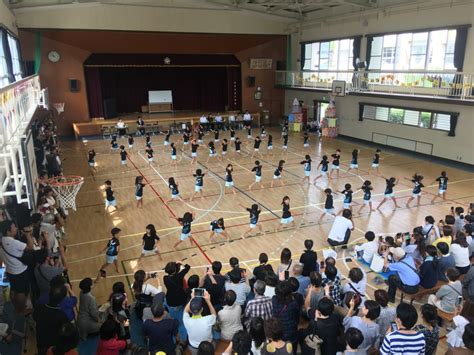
left=190, top=298, right=203, bottom=314
left=389, top=247, right=406, bottom=259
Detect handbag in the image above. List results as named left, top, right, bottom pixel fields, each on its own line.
left=304, top=334, right=323, bottom=354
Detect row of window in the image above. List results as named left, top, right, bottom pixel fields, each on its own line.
left=362, top=104, right=452, bottom=131
left=302, top=27, right=460, bottom=72
left=0, top=28, right=23, bottom=89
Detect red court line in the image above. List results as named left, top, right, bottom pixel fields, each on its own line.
left=127, top=155, right=213, bottom=264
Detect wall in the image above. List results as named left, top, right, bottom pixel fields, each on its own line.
left=0, top=0, right=17, bottom=35
left=236, top=37, right=287, bottom=124
left=14, top=3, right=288, bottom=35
left=20, top=30, right=91, bottom=136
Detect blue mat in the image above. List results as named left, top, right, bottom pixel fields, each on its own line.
left=358, top=258, right=396, bottom=280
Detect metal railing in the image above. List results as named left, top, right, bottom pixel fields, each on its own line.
left=276, top=70, right=474, bottom=101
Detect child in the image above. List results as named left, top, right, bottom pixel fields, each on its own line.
left=207, top=141, right=219, bottom=162
left=221, top=139, right=228, bottom=156
left=246, top=124, right=252, bottom=139
left=260, top=125, right=267, bottom=138
left=182, top=131, right=190, bottom=148
left=282, top=130, right=289, bottom=151
left=128, top=134, right=134, bottom=150
left=377, top=177, right=400, bottom=209
left=267, top=134, right=273, bottom=154
left=170, top=142, right=177, bottom=166
left=300, top=154, right=312, bottom=184
left=95, top=227, right=121, bottom=282
left=369, top=149, right=382, bottom=175
left=173, top=212, right=195, bottom=249
left=135, top=176, right=146, bottom=208
left=230, top=127, right=236, bottom=141
left=358, top=180, right=375, bottom=214
left=406, top=173, right=424, bottom=208
left=347, top=149, right=359, bottom=173
left=431, top=171, right=448, bottom=203
left=119, top=145, right=127, bottom=167
left=277, top=196, right=295, bottom=231
left=104, top=180, right=117, bottom=214
left=251, top=136, right=262, bottom=158
left=271, top=160, right=285, bottom=188
left=190, top=139, right=200, bottom=164
left=329, top=149, right=341, bottom=178
left=214, top=129, right=220, bottom=142
left=190, top=169, right=205, bottom=201
left=209, top=218, right=230, bottom=242
left=163, top=131, right=171, bottom=146
left=87, top=149, right=97, bottom=175
left=167, top=177, right=180, bottom=202
left=197, top=127, right=204, bottom=144
left=145, top=144, right=154, bottom=165
left=313, top=155, right=330, bottom=185
left=340, top=183, right=353, bottom=213
left=110, top=134, right=118, bottom=151
left=303, top=131, right=309, bottom=148
left=319, top=188, right=336, bottom=221
left=234, top=137, right=242, bottom=154
left=240, top=203, right=263, bottom=239
left=225, top=164, right=236, bottom=194
left=139, top=224, right=162, bottom=261
left=249, top=160, right=264, bottom=190
left=145, top=133, right=151, bottom=147
left=354, top=231, right=379, bottom=264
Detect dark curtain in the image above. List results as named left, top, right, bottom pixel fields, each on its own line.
left=365, top=36, right=373, bottom=69
left=300, top=44, right=306, bottom=70
left=84, top=67, right=104, bottom=118
left=358, top=103, right=364, bottom=121
left=352, top=36, right=362, bottom=69
left=1, top=29, right=14, bottom=84
left=454, top=27, right=468, bottom=71
left=448, top=113, right=459, bottom=137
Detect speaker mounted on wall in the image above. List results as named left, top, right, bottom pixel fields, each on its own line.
left=247, top=76, right=256, bottom=87
left=69, top=79, right=79, bottom=92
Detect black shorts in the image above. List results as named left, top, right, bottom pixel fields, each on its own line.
left=7, top=269, right=30, bottom=294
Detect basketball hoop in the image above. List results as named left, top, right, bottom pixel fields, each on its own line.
left=47, top=175, right=84, bottom=211
left=53, top=103, right=65, bottom=115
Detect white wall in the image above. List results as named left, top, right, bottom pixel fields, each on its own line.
left=14, top=3, right=289, bottom=34
left=285, top=90, right=474, bottom=165
left=0, top=0, right=17, bottom=35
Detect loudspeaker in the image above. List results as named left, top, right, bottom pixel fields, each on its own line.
left=247, top=76, right=256, bottom=87
left=69, top=79, right=79, bottom=92
left=276, top=61, right=287, bottom=70
left=103, top=98, right=117, bottom=119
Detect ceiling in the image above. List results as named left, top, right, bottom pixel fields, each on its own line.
left=23, top=29, right=284, bottom=54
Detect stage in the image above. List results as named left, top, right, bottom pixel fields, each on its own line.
left=72, top=111, right=261, bottom=139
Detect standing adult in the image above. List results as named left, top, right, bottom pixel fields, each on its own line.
left=299, top=240, right=318, bottom=277
left=45, top=147, right=62, bottom=177
left=244, top=280, right=273, bottom=327
left=272, top=281, right=300, bottom=350
left=327, top=209, right=354, bottom=248
left=143, top=302, right=179, bottom=354
left=76, top=278, right=101, bottom=340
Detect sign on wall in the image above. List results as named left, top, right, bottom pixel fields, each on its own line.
left=250, top=58, right=273, bottom=70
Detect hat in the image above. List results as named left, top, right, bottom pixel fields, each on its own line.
left=190, top=298, right=203, bottom=314
left=389, top=247, right=406, bottom=259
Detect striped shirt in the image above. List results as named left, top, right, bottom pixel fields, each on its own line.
left=244, top=295, right=273, bottom=327
left=380, top=330, right=426, bottom=355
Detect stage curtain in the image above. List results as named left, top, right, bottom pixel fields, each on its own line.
left=352, top=36, right=362, bottom=69
left=84, top=67, right=104, bottom=118
left=365, top=36, right=373, bottom=69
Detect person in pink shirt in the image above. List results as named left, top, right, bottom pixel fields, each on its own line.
left=96, top=319, right=127, bottom=355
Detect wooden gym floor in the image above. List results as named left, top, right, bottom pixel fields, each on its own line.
left=59, top=128, right=473, bottom=351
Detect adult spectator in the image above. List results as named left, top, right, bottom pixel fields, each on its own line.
left=214, top=113, right=223, bottom=130
left=223, top=330, right=252, bottom=354
left=354, top=231, right=378, bottom=264
left=342, top=267, right=366, bottom=303
left=0, top=220, right=33, bottom=314
left=380, top=303, right=425, bottom=354
left=46, top=323, right=79, bottom=355
left=249, top=317, right=266, bottom=355
left=244, top=280, right=273, bottom=327
left=271, top=281, right=300, bottom=348
left=33, top=284, right=69, bottom=355
left=40, top=213, right=59, bottom=256
left=292, top=263, right=310, bottom=296
left=423, top=215, right=440, bottom=243
left=277, top=248, right=293, bottom=276
left=96, top=318, right=127, bottom=355
left=413, top=304, right=439, bottom=355
left=436, top=242, right=456, bottom=281
left=36, top=276, right=77, bottom=322
left=76, top=277, right=101, bottom=340
left=402, top=232, right=426, bottom=265
left=218, top=290, right=243, bottom=341
left=288, top=277, right=304, bottom=309
left=299, top=239, right=318, bottom=276
left=428, top=267, right=462, bottom=312
left=451, top=232, right=471, bottom=274
left=143, top=302, right=179, bottom=354
left=183, top=290, right=216, bottom=354
left=203, top=261, right=226, bottom=308
left=253, top=253, right=274, bottom=281
left=433, top=225, right=453, bottom=247
left=327, top=209, right=354, bottom=248
left=197, top=341, right=214, bottom=355
left=321, top=264, right=342, bottom=306
left=419, top=245, right=439, bottom=289
left=264, top=273, right=278, bottom=298
left=384, top=247, right=420, bottom=303
left=262, top=318, right=293, bottom=354
left=243, top=110, right=252, bottom=125
left=34, top=248, right=64, bottom=296
left=343, top=299, right=380, bottom=350
left=446, top=321, right=474, bottom=355
left=45, top=147, right=62, bottom=177
left=225, top=257, right=244, bottom=282
left=343, top=327, right=365, bottom=355
left=225, top=268, right=250, bottom=306
left=199, top=114, right=209, bottom=131
left=374, top=290, right=396, bottom=342
left=132, top=269, right=162, bottom=320
left=462, top=259, right=474, bottom=302
left=305, top=272, right=325, bottom=310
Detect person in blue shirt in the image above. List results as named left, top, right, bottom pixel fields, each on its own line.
left=358, top=180, right=375, bottom=214
left=431, top=171, right=448, bottom=204
left=384, top=247, right=420, bottom=303
left=405, top=173, right=424, bottom=208
left=300, top=155, right=312, bottom=185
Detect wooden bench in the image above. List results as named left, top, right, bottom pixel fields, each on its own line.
left=405, top=280, right=447, bottom=303
left=437, top=308, right=456, bottom=322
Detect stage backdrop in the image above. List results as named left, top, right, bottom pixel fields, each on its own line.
left=84, top=54, right=241, bottom=118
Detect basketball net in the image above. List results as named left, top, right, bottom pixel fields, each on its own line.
left=53, top=103, right=65, bottom=115
left=48, top=176, right=84, bottom=211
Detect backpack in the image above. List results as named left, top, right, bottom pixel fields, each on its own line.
left=134, top=292, right=153, bottom=320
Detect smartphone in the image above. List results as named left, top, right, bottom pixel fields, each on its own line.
left=390, top=322, right=398, bottom=332
left=320, top=261, right=325, bottom=270
left=194, top=288, right=205, bottom=297
left=284, top=270, right=290, bottom=280
left=150, top=272, right=157, bottom=278
left=456, top=295, right=463, bottom=307
left=404, top=232, right=411, bottom=240
left=356, top=251, right=363, bottom=259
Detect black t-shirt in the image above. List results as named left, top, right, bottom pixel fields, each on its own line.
left=283, top=135, right=288, bottom=145
left=120, top=150, right=127, bottom=161
left=33, top=304, right=69, bottom=350
left=282, top=203, right=291, bottom=218
left=128, top=137, right=134, bottom=145
left=363, top=186, right=372, bottom=201
left=300, top=250, right=318, bottom=276
left=171, top=147, right=177, bottom=156
left=230, top=129, right=235, bottom=138
left=226, top=170, right=233, bottom=182
left=325, top=194, right=334, bottom=209
left=342, top=189, right=353, bottom=203
left=235, top=141, right=241, bottom=151
left=203, top=274, right=226, bottom=306
left=143, top=318, right=179, bottom=354
left=106, top=187, right=114, bottom=201
left=135, top=183, right=145, bottom=197
left=247, top=208, right=261, bottom=225
left=253, top=264, right=274, bottom=281
left=222, top=143, right=228, bottom=152
left=106, top=237, right=120, bottom=256
left=437, top=176, right=448, bottom=190
left=214, top=131, right=219, bottom=140
left=385, top=179, right=395, bottom=194
left=146, top=148, right=154, bottom=158
left=254, top=139, right=261, bottom=149
left=169, top=183, right=179, bottom=195
left=305, top=313, right=344, bottom=355
left=252, top=165, right=262, bottom=176
left=320, top=159, right=329, bottom=172
left=194, top=174, right=204, bottom=186
left=268, top=136, right=273, bottom=146
left=373, top=153, right=380, bottom=164
left=210, top=220, right=225, bottom=231
left=274, top=166, right=282, bottom=176
left=88, top=151, right=96, bottom=162
left=331, top=153, right=340, bottom=166
left=181, top=219, right=192, bottom=234
left=351, top=151, right=358, bottom=164
left=165, top=132, right=171, bottom=141
left=191, top=144, right=199, bottom=153
left=143, top=233, right=160, bottom=251
left=198, top=131, right=204, bottom=140
left=412, top=180, right=424, bottom=194
left=164, top=264, right=191, bottom=306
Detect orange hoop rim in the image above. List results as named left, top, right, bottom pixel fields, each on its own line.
left=47, top=175, right=84, bottom=187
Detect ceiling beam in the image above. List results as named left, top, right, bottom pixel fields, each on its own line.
left=332, top=0, right=373, bottom=8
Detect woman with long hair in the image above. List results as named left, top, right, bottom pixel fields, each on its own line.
left=173, top=211, right=195, bottom=249
left=451, top=231, right=471, bottom=274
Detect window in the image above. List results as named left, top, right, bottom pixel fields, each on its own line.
left=7, top=34, right=22, bottom=81
left=361, top=103, right=455, bottom=132
left=303, top=38, right=354, bottom=71
left=369, top=29, right=457, bottom=71
left=0, top=34, right=9, bottom=88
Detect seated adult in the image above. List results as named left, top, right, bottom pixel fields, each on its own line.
left=451, top=232, right=471, bottom=274
left=183, top=290, right=216, bottom=354
left=143, top=302, right=179, bottom=354
left=253, top=253, right=275, bottom=281
left=244, top=280, right=273, bottom=327
left=384, top=247, right=420, bottom=303
left=225, top=268, right=250, bottom=306
left=327, top=209, right=354, bottom=248
left=343, top=299, right=381, bottom=350
left=292, top=263, right=310, bottom=296
left=264, top=272, right=278, bottom=298
left=116, top=119, right=126, bottom=137
left=436, top=242, right=456, bottom=281
left=96, top=318, right=127, bottom=354
left=428, top=267, right=462, bottom=313
left=305, top=272, right=325, bottom=311
left=218, top=290, right=243, bottom=341
left=380, top=303, right=426, bottom=354
left=299, top=239, right=318, bottom=276
left=76, top=277, right=101, bottom=340
left=419, top=245, right=439, bottom=289
left=214, top=113, right=223, bottom=130
left=199, top=114, right=209, bottom=131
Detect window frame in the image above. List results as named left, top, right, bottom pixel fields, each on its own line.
left=0, top=25, right=24, bottom=88
left=301, top=37, right=356, bottom=72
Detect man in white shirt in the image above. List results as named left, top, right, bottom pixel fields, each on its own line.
left=328, top=209, right=354, bottom=248
left=214, top=113, right=223, bottom=131
left=183, top=290, right=216, bottom=354
left=199, top=115, right=209, bottom=131
left=243, top=111, right=252, bottom=123
left=355, top=231, right=379, bottom=264
left=0, top=220, right=34, bottom=314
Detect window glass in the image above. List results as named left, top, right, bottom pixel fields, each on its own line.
left=420, top=112, right=432, bottom=128
left=404, top=110, right=420, bottom=126
left=432, top=113, right=451, bottom=131
left=301, top=38, right=355, bottom=73
left=0, top=34, right=9, bottom=88
left=375, top=107, right=389, bottom=121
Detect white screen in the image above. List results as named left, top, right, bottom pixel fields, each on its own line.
left=148, top=90, right=173, bottom=104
